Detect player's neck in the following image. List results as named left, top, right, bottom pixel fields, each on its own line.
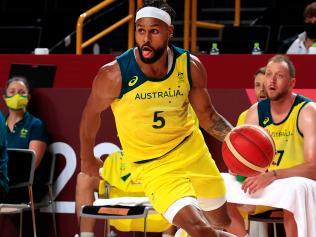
left=136, top=47, right=170, bottom=79
left=270, top=93, right=296, bottom=121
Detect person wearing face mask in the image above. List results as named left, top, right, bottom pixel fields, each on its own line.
left=3, top=76, right=49, bottom=203
left=286, top=2, right=316, bottom=54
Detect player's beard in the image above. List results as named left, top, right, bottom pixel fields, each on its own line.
left=137, top=40, right=168, bottom=64
left=268, top=88, right=290, bottom=101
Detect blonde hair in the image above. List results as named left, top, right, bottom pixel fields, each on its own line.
left=267, top=55, right=295, bottom=78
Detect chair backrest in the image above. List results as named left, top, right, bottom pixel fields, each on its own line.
left=7, top=148, right=36, bottom=189
left=2, top=149, right=38, bottom=237
left=219, top=25, right=271, bottom=53
left=36, top=151, right=56, bottom=186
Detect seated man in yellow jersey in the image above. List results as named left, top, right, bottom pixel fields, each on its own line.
left=227, top=55, right=316, bottom=237
left=75, top=150, right=174, bottom=237
left=236, top=66, right=267, bottom=125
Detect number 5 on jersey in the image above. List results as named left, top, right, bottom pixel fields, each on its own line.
left=152, top=111, right=165, bottom=129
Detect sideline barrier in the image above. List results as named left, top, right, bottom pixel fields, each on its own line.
left=0, top=55, right=316, bottom=88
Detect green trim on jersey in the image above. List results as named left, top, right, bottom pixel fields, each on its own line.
left=116, top=45, right=192, bottom=98
left=258, top=94, right=311, bottom=129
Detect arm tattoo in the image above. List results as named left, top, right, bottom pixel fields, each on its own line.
left=206, top=112, right=232, bottom=142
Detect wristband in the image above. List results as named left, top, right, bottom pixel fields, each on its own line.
left=272, top=170, right=277, bottom=177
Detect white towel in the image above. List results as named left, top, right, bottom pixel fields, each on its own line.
left=93, top=197, right=152, bottom=207
left=222, top=173, right=316, bottom=237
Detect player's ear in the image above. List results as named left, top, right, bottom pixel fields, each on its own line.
left=168, top=25, right=174, bottom=39
left=290, top=77, right=296, bottom=89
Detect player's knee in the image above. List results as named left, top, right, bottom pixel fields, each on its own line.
left=292, top=179, right=310, bottom=196
left=214, top=214, right=231, bottom=228
left=283, top=209, right=294, bottom=221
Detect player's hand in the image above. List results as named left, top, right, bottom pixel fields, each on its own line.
left=241, top=171, right=276, bottom=194
left=81, top=157, right=103, bottom=177
left=228, top=170, right=237, bottom=176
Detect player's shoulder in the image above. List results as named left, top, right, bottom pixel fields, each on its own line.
left=95, top=60, right=122, bottom=85
left=188, top=53, right=207, bottom=87
left=300, top=101, right=316, bottom=117
left=244, top=102, right=259, bottom=125
left=91, top=60, right=122, bottom=99
left=189, top=53, right=202, bottom=66
left=99, top=60, right=120, bottom=76
left=248, top=102, right=259, bottom=113
left=99, top=48, right=135, bottom=80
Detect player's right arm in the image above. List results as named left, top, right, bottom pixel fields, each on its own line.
left=80, top=61, right=121, bottom=177
left=244, top=103, right=259, bottom=125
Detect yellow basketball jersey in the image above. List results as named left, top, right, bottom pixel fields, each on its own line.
left=237, top=109, right=248, bottom=125
left=111, top=45, right=195, bottom=162
left=258, top=95, right=311, bottom=170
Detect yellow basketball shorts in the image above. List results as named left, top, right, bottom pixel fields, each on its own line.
left=129, top=128, right=226, bottom=214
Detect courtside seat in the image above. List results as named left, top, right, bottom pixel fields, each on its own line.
left=249, top=209, right=284, bottom=237
left=0, top=149, right=37, bottom=237
left=80, top=185, right=171, bottom=237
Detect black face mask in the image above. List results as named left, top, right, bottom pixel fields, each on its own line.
left=305, top=23, right=316, bottom=40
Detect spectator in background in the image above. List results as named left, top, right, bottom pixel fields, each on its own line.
left=236, top=67, right=267, bottom=125
left=286, top=2, right=316, bottom=54
left=3, top=76, right=49, bottom=203
left=0, top=111, right=8, bottom=201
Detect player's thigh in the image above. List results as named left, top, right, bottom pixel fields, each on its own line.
left=187, top=150, right=226, bottom=199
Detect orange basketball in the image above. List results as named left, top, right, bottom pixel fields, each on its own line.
left=222, top=124, right=276, bottom=177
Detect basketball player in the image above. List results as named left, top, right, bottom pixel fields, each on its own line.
left=236, top=66, right=267, bottom=125
left=80, top=1, right=236, bottom=236
left=227, top=55, right=316, bottom=237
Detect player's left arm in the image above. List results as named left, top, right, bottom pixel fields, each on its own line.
left=277, top=102, right=316, bottom=180
left=188, top=54, right=233, bottom=142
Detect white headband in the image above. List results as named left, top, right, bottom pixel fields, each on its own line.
left=135, top=6, right=171, bottom=26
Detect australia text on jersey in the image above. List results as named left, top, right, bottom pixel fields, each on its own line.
left=134, top=88, right=184, bottom=100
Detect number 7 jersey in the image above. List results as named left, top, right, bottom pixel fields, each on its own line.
left=111, top=45, right=196, bottom=163
left=258, top=94, right=311, bottom=170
